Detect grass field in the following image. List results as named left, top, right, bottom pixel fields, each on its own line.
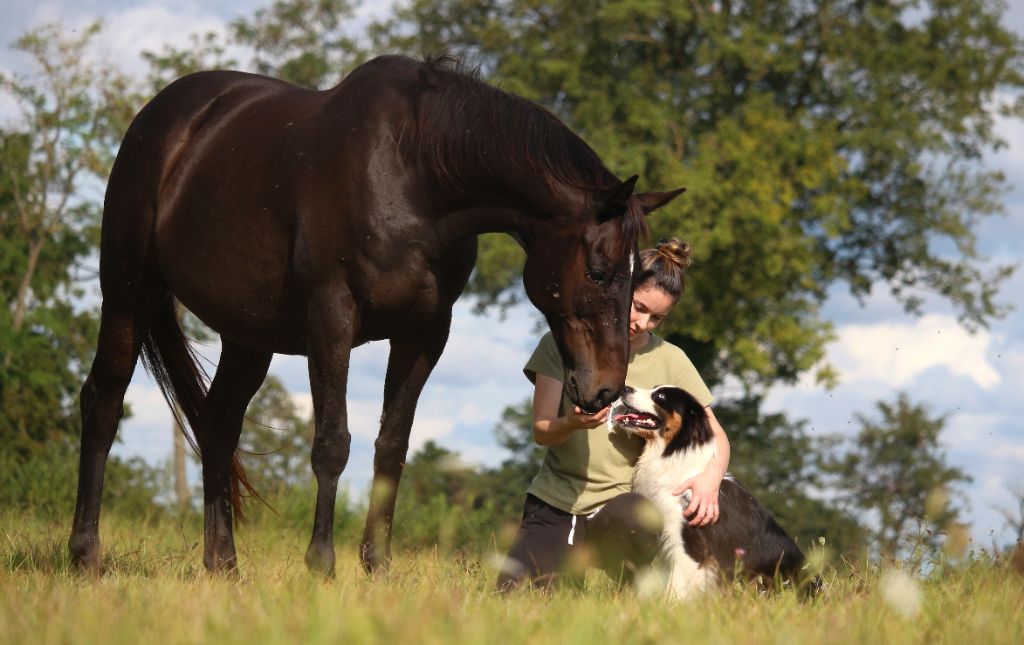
left=2, top=511, right=1022, bottom=644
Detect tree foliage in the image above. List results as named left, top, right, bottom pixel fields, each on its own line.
left=141, top=31, right=238, bottom=96
left=0, top=22, right=135, bottom=451
left=375, top=0, right=1023, bottom=387
left=824, top=393, right=972, bottom=557
left=231, top=0, right=367, bottom=89
left=237, top=375, right=314, bottom=492
left=393, top=406, right=546, bottom=552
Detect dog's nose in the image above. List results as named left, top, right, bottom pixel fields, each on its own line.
left=621, top=386, right=634, bottom=396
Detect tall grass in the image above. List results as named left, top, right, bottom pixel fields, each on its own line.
left=2, top=510, right=1022, bottom=644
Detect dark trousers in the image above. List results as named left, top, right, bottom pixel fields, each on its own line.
left=495, top=492, right=663, bottom=592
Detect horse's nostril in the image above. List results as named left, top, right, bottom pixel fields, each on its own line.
left=595, top=388, right=617, bottom=408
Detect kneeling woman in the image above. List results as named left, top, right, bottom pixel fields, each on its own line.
left=496, top=238, right=730, bottom=591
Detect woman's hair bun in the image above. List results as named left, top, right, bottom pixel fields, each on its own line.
left=655, top=237, right=692, bottom=270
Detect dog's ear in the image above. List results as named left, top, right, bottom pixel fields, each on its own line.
left=663, top=389, right=714, bottom=456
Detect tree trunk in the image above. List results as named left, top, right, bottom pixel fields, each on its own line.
left=173, top=409, right=191, bottom=509
left=4, top=238, right=45, bottom=369
left=11, top=237, right=44, bottom=333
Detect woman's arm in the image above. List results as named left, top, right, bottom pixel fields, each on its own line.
left=531, top=374, right=609, bottom=446
left=671, top=406, right=730, bottom=525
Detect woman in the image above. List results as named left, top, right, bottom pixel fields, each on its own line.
left=496, top=238, right=730, bottom=592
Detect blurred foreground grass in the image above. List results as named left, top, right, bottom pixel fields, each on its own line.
left=2, top=511, right=1022, bottom=644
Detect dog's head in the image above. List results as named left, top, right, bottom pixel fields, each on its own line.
left=610, top=385, right=714, bottom=456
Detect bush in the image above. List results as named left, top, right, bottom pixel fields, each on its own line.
left=0, top=440, right=167, bottom=520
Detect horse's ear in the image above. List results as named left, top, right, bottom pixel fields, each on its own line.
left=597, top=175, right=639, bottom=221
left=634, top=187, right=686, bottom=215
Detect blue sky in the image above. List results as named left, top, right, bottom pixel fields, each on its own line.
left=2, top=0, right=1022, bottom=548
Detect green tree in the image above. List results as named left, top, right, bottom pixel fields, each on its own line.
left=0, top=22, right=136, bottom=450
left=393, top=439, right=501, bottom=552
left=0, top=22, right=166, bottom=517
left=238, top=375, right=314, bottom=492
left=141, top=31, right=238, bottom=94
left=230, top=0, right=366, bottom=89
left=374, top=0, right=1022, bottom=388
left=825, top=393, right=971, bottom=558
left=475, top=400, right=546, bottom=521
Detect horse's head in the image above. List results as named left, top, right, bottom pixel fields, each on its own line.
left=522, top=176, right=685, bottom=412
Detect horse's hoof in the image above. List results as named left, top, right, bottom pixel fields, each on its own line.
left=68, top=535, right=101, bottom=574
left=358, top=541, right=390, bottom=575
left=203, top=547, right=239, bottom=576
left=304, top=544, right=336, bottom=579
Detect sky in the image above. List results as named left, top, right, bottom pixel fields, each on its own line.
left=2, top=0, right=1022, bottom=548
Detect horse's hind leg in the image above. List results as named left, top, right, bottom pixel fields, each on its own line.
left=359, top=313, right=452, bottom=573
left=69, top=290, right=161, bottom=572
left=195, top=339, right=272, bottom=573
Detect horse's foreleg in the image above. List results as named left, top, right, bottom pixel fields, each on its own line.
left=69, top=294, right=158, bottom=572
left=304, top=287, right=357, bottom=578
left=196, top=340, right=272, bottom=573
left=360, top=314, right=452, bottom=573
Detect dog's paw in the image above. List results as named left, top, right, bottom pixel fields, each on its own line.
left=679, top=490, right=693, bottom=507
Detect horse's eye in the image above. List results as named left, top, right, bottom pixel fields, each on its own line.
left=586, top=269, right=606, bottom=284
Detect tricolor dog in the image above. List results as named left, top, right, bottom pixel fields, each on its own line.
left=611, top=385, right=807, bottom=600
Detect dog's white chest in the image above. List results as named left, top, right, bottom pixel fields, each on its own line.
left=632, top=439, right=718, bottom=600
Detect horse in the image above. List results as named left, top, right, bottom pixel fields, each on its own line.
left=68, top=55, right=685, bottom=577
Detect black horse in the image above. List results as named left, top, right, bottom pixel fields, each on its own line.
left=69, top=55, right=684, bottom=576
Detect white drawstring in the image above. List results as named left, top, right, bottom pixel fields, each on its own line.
left=567, top=507, right=603, bottom=545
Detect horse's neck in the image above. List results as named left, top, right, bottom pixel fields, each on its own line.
left=431, top=195, right=575, bottom=246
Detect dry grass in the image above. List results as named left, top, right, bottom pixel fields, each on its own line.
left=2, top=512, right=1022, bottom=644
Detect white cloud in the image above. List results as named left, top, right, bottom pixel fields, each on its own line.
left=830, top=314, right=1000, bottom=389
left=85, top=4, right=232, bottom=79
left=290, top=392, right=313, bottom=420
left=123, top=381, right=173, bottom=429
left=116, top=379, right=174, bottom=463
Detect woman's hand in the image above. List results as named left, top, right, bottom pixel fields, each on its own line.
left=672, top=462, right=724, bottom=526
left=565, top=406, right=609, bottom=430
left=532, top=374, right=609, bottom=445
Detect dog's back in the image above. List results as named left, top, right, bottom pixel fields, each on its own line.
left=681, top=477, right=805, bottom=585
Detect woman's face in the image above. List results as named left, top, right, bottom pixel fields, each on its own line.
left=629, top=283, right=676, bottom=339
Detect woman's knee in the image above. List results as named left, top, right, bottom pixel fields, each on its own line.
left=602, top=492, right=664, bottom=536
left=587, top=493, right=663, bottom=578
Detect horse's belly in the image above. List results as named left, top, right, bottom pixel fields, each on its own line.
left=348, top=237, right=476, bottom=340
left=354, top=270, right=453, bottom=340
left=154, top=206, right=308, bottom=354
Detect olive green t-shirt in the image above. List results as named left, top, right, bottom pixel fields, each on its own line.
left=524, top=331, right=714, bottom=515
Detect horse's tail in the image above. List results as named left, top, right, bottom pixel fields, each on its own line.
left=139, top=295, right=258, bottom=523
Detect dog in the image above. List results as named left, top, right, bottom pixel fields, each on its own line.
left=610, top=385, right=807, bottom=600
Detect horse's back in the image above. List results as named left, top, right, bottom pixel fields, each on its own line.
left=100, top=57, right=466, bottom=351
left=100, top=71, right=302, bottom=287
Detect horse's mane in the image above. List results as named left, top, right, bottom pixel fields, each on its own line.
left=413, top=55, right=613, bottom=192
left=413, top=55, right=647, bottom=249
